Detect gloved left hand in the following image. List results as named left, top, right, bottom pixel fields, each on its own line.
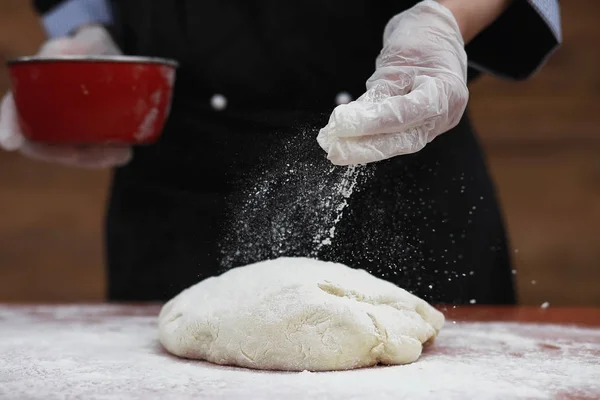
left=0, top=25, right=131, bottom=169
left=317, top=0, right=469, bottom=165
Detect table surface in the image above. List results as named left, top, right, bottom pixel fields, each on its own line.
left=1, top=304, right=599, bottom=400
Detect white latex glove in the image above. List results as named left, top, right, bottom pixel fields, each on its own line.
left=317, top=0, right=469, bottom=165
left=0, top=25, right=132, bottom=169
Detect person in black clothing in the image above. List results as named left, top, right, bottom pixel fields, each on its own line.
left=1, top=0, right=561, bottom=304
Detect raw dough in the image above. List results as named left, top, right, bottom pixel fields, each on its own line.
left=158, top=257, right=444, bottom=371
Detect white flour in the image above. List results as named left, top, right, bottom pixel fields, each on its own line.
left=312, top=165, right=363, bottom=250
left=218, top=125, right=368, bottom=269
left=1, top=305, right=599, bottom=400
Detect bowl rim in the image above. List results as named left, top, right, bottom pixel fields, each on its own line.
left=6, top=55, right=179, bottom=68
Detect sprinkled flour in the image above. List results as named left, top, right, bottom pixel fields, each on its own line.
left=1, top=305, right=599, bottom=400
left=218, top=125, right=369, bottom=270
left=312, top=165, right=363, bottom=250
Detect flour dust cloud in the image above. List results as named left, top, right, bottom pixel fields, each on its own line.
left=218, top=123, right=369, bottom=270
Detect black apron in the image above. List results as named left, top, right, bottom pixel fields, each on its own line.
left=105, top=0, right=515, bottom=305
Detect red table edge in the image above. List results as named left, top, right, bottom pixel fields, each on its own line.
left=437, top=305, right=600, bottom=327
left=1, top=303, right=599, bottom=327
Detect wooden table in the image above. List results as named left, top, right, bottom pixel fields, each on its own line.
left=1, top=305, right=599, bottom=399
left=441, top=305, right=600, bottom=327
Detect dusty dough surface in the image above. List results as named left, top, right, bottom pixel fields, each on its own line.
left=1, top=305, right=600, bottom=399
left=158, top=257, right=444, bottom=371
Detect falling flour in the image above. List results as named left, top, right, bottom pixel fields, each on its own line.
left=218, top=125, right=368, bottom=270
left=1, top=305, right=599, bottom=400
left=313, top=164, right=364, bottom=250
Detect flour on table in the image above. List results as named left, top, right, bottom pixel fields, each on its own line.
left=2, top=305, right=599, bottom=400
left=158, top=257, right=444, bottom=371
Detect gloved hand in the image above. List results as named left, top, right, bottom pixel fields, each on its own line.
left=0, top=25, right=132, bottom=168
left=317, top=0, right=469, bottom=165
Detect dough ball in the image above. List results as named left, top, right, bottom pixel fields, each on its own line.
left=158, top=257, right=444, bottom=371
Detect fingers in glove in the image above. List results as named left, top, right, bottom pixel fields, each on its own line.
left=38, top=38, right=89, bottom=56
left=38, top=27, right=121, bottom=57
left=324, top=75, right=444, bottom=139
left=318, top=125, right=429, bottom=166
left=20, top=143, right=133, bottom=169
left=73, top=26, right=121, bottom=55
left=0, top=92, right=25, bottom=151
left=365, top=66, right=416, bottom=97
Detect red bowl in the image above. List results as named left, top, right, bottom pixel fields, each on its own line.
left=7, top=55, right=178, bottom=145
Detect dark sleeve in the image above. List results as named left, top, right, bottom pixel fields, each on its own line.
left=465, top=0, right=561, bottom=80
left=33, top=0, right=65, bottom=14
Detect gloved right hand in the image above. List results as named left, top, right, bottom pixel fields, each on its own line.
left=317, top=0, right=469, bottom=166
left=0, top=25, right=133, bottom=169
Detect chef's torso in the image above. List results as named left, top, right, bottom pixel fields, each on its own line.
left=104, top=0, right=514, bottom=305
left=110, top=0, right=419, bottom=114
